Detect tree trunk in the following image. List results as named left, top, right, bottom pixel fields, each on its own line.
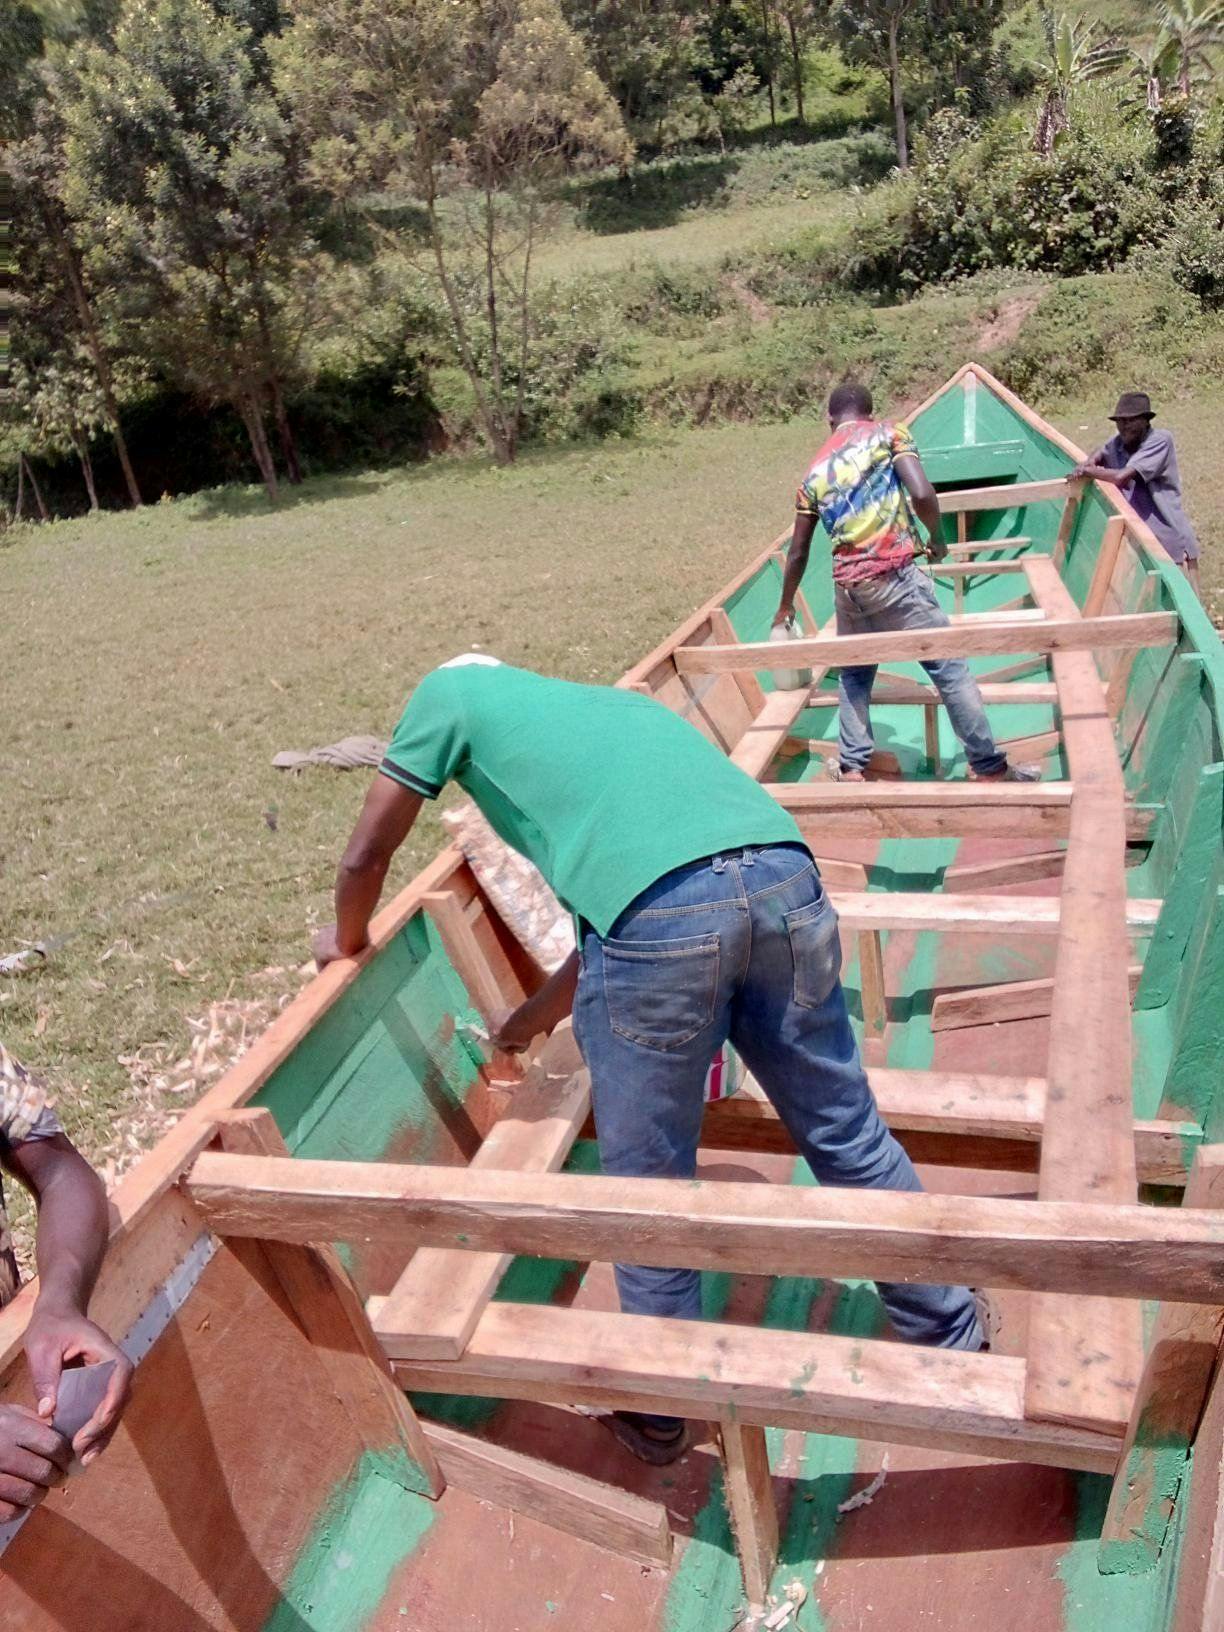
left=786, top=11, right=804, bottom=126
left=73, top=428, right=100, bottom=512
left=482, top=178, right=513, bottom=465
left=55, top=221, right=143, bottom=508
left=238, top=392, right=279, bottom=501
left=22, top=456, right=49, bottom=522
left=15, top=458, right=25, bottom=522
left=269, top=377, right=303, bottom=484
left=888, top=14, right=908, bottom=169
left=761, top=0, right=776, bottom=126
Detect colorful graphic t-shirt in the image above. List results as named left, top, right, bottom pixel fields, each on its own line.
left=795, top=419, right=922, bottom=584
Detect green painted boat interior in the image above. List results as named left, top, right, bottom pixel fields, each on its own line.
left=244, top=370, right=1224, bottom=1629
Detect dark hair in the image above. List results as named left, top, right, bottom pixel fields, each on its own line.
left=828, top=380, right=873, bottom=420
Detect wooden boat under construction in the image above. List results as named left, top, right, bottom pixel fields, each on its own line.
left=2, top=362, right=1223, bottom=1631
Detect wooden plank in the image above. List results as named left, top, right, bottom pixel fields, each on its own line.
left=934, top=560, right=1030, bottom=577
left=977, top=655, right=1053, bottom=684
left=1101, top=1146, right=1224, bottom=1571
left=940, top=959, right=1148, bottom=1024
left=372, top=1040, right=590, bottom=1361
left=697, top=1081, right=1196, bottom=1187
left=858, top=930, right=887, bottom=1045
left=1172, top=1341, right=1224, bottom=1631
left=949, top=537, right=1033, bottom=555
left=811, top=856, right=870, bottom=891
left=1084, top=516, right=1128, bottom=619
left=730, top=686, right=812, bottom=781
left=187, top=1153, right=1224, bottom=1304
left=718, top=1423, right=778, bottom=1607
left=673, top=612, right=1176, bottom=677
left=775, top=783, right=1156, bottom=843
left=808, top=679, right=1059, bottom=707
left=924, top=702, right=940, bottom=772
left=938, top=478, right=1071, bottom=513
left=942, top=848, right=1066, bottom=892
left=799, top=737, right=902, bottom=777
left=991, top=728, right=1061, bottom=761
left=707, top=607, right=767, bottom=717
left=1052, top=479, right=1086, bottom=568
left=422, top=1420, right=672, bottom=1567
left=391, top=1302, right=1122, bottom=1475
left=931, top=965, right=1143, bottom=1029
left=213, top=1109, right=444, bottom=1498
left=828, top=888, right=1159, bottom=937
left=1022, top=556, right=1144, bottom=1437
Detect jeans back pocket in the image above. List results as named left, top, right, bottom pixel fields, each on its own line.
left=601, top=931, right=720, bottom=1051
left=784, top=896, right=841, bottom=1010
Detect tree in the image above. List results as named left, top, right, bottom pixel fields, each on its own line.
left=1159, top=0, right=1224, bottom=96
left=562, top=0, right=711, bottom=145
left=830, top=0, right=918, bottom=167
left=12, top=354, right=108, bottom=511
left=7, top=102, right=145, bottom=506
left=1125, top=33, right=1184, bottom=113
left=60, top=0, right=325, bottom=499
left=280, top=0, right=632, bottom=465
left=1028, top=8, right=1125, bottom=157
left=774, top=0, right=818, bottom=126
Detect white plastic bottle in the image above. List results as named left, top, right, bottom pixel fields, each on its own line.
left=769, top=615, right=813, bottom=692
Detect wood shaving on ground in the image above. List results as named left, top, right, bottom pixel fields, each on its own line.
left=836, top=1456, right=889, bottom=1515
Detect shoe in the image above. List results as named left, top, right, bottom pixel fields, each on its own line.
left=600, top=1411, right=690, bottom=1466
left=969, top=762, right=1041, bottom=783
left=827, top=761, right=866, bottom=783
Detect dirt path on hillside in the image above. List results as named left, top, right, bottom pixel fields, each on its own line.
left=976, top=289, right=1045, bottom=351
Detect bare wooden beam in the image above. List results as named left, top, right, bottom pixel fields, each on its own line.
left=931, top=965, right=1142, bottom=1029
left=186, top=1152, right=1224, bottom=1304
left=673, top=613, right=1176, bottom=677
left=938, top=478, right=1071, bottom=513
left=829, top=888, right=1158, bottom=936
left=213, top=1110, right=444, bottom=1498
left=391, top=1302, right=1121, bottom=1475
left=858, top=929, right=887, bottom=1047
left=730, top=687, right=812, bottom=781
left=808, top=679, right=1059, bottom=707
left=1084, top=516, right=1128, bottom=619
left=949, top=537, right=1033, bottom=555
left=422, top=1420, right=672, bottom=1567
left=1052, top=479, right=1086, bottom=568
left=697, top=1078, right=1197, bottom=1188
left=1172, top=1338, right=1224, bottom=1630
left=719, top=1423, right=778, bottom=1608
left=776, top=784, right=1154, bottom=843
left=1022, top=555, right=1143, bottom=1437
left=991, top=728, right=1061, bottom=761
left=371, top=1038, right=589, bottom=1362
left=1102, top=1146, right=1224, bottom=1572
left=942, top=848, right=1066, bottom=892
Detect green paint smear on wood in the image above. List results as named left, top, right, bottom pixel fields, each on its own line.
left=663, top=1161, right=884, bottom=1632
left=1097, top=1429, right=1191, bottom=1577
left=264, top=1450, right=436, bottom=1632
left=1057, top=1471, right=1186, bottom=1631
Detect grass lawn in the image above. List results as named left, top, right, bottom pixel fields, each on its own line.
left=1, top=418, right=824, bottom=1179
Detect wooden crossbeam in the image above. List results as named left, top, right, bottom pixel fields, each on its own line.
left=673, top=612, right=1176, bottom=677
left=390, top=1302, right=1121, bottom=1475
left=1172, top=1335, right=1224, bottom=1630
left=423, top=1421, right=672, bottom=1567
left=1102, top=1146, right=1224, bottom=1571
left=931, top=560, right=1030, bottom=577
left=1084, top=516, right=1128, bottom=619
left=992, top=728, right=1062, bottom=761
left=371, top=1036, right=589, bottom=1362
left=771, top=781, right=1157, bottom=844
left=213, top=1110, right=444, bottom=1497
left=930, top=965, right=1143, bottom=1030
left=808, top=679, right=1059, bottom=707
left=938, top=478, right=1071, bottom=513
left=697, top=1076, right=1197, bottom=1187
left=1052, top=480, right=1086, bottom=568
left=423, top=889, right=527, bottom=1086
left=827, top=889, right=1158, bottom=936
left=858, top=929, right=887, bottom=1047
left=730, top=686, right=812, bottom=781
left=1022, top=556, right=1143, bottom=1437
left=185, top=1153, right=1224, bottom=1305
left=942, top=848, right=1066, bottom=891
left=949, top=537, right=1033, bottom=555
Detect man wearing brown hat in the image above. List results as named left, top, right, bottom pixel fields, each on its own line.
left=1075, top=392, right=1202, bottom=599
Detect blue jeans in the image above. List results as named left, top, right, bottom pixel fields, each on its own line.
left=836, top=562, right=1007, bottom=776
left=572, top=844, right=982, bottom=1362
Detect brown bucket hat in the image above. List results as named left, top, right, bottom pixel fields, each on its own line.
left=1109, top=391, right=1155, bottom=421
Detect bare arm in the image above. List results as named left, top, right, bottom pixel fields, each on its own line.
left=773, top=512, right=816, bottom=628
left=7, top=1135, right=132, bottom=1463
left=314, top=776, right=424, bottom=967
left=489, top=950, right=580, bottom=1051
left=894, top=453, right=945, bottom=556
left=1074, top=461, right=1133, bottom=486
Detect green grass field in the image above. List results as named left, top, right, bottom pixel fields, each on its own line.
left=1, top=419, right=826, bottom=1178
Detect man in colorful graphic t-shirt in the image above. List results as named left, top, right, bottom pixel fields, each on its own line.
left=773, top=381, right=1036, bottom=783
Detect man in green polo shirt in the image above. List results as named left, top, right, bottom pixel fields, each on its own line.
left=314, top=656, right=983, bottom=1463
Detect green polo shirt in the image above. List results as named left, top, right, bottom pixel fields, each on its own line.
left=380, top=659, right=804, bottom=937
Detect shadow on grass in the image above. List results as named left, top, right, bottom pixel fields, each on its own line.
left=573, top=154, right=741, bottom=234
left=186, top=470, right=391, bottom=523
